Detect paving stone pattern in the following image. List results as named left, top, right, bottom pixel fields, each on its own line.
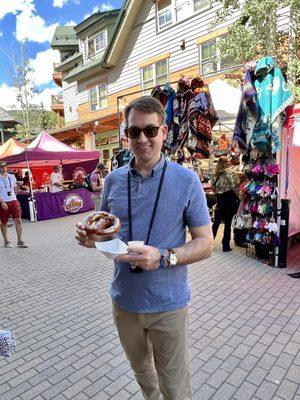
left=0, top=213, right=300, bottom=399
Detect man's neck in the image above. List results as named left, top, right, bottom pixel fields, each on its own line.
left=134, top=155, right=161, bottom=177
left=0, top=172, right=7, bottom=177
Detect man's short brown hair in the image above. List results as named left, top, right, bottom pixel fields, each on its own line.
left=124, top=96, right=166, bottom=126
left=0, top=161, right=7, bottom=167
left=96, top=163, right=106, bottom=171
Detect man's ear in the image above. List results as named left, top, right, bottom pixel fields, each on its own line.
left=161, top=124, right=168, bottom=141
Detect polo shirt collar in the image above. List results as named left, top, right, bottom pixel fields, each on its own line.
left=128, top=154, right=165, bottom=177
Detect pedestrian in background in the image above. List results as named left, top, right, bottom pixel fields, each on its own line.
left=0, top=161, right=28, bottom=248
left=49, top=165, right=64, bottom=193
left=90, top=162, right=106, bottom=210
left=211, top=156, right=240, bottom=252
left=76, top=96, right=213, bottom=400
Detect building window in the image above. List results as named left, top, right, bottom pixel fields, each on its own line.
left=89, top=83, right=108, bottom=111
left=141, top=59, right=169, bottom=93
left=199, top=36, right=234, bottom=75
left=94, top=31, right=107, bottom=53
left=82, top=30, right=107, bottom=60
left=157, top=0, right=210, bottom=30
left=200, top=39, right=217, bottom=75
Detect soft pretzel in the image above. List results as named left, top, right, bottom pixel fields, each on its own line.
left=83, top=211, right=121, bottom=235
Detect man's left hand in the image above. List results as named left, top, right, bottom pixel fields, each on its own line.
left=116, top=244, right=161, bottom=270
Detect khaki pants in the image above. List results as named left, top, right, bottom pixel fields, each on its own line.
left=92, top=194, right=100, bottom=211
left=112, top=302, right=192, bottom=400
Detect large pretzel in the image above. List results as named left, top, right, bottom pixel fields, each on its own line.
left=83, top=211, right=121, bottom=235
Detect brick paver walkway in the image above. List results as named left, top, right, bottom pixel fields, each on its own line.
left=1, top=213, right=300, bottom=400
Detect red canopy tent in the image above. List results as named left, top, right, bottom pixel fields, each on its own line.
left=0, top=132, right=100, bottom=221
left=1, top=131, right=99, bottom=167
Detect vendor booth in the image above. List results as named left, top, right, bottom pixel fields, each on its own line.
left=1, top=131, right=100, bottom=221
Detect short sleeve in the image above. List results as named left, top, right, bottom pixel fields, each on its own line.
left=100, top=176, right=109, bottom=212
left=184, top=173, right=211, bottom=228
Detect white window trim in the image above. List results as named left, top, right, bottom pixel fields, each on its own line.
left=81, top=29, right=107, bottom=61
left=140, top=59, right=169, bottom=94
left=88, top=82, right=108, bottom=112
left=93, top=30, right=108, bottom=54
left=199, top=38, right=222, bottom=76
left=156, top=0, right=211, bottom=32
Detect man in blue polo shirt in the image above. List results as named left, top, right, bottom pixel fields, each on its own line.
left=76, top=96, right=213, bottom=400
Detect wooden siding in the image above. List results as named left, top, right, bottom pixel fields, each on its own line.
left=61, top=1, right=292, bottom=127
left=62, top=81, right=79, bottom=124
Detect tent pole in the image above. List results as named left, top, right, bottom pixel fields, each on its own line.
left=25, top=152, right=37, bottom=222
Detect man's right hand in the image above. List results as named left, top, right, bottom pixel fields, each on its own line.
left=75, top=222, right=115, bottom=248
left=1, top=202, right=8, bottom=210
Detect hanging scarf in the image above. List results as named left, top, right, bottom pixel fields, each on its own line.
left=252, top=56, right=293, bottom=153
left=233, top=68, right=257, bottom=151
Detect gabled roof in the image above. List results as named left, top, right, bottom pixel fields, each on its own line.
left=51, top=26, right=78, bottom=48
left=74, top=9, right=120, bottom=36
left=102, top=0, right=143, bottom=67
left=0, top=107, right=19, bottom=123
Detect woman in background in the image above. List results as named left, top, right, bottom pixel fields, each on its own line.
left=211, top=156, right=240, bottom=251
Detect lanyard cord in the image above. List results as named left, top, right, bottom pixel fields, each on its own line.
left=127, top=160, right=167, bottom=273
left=0, top=175, right=12, bottom=189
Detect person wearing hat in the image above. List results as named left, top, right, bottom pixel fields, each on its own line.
left=0, top=161, right=28, bottom=248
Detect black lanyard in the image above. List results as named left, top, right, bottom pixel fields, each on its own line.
left=127, top=160, right=167, bottom=273
left=1, top=175, right=12, bottom=189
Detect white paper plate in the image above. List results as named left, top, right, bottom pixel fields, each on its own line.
left=95, top=238, right=128, bottom=259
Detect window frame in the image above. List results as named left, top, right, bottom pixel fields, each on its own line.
left=88, top=82, right=108, bottom=112
left=156, top=0, right=211, bottom=31
left=199, top=36, right=232, bottom=76
left=140, top=58, right=169, bottom=94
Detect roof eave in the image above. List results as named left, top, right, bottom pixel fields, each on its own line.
left=64, top=61, right=106, bottom=84
left=103, top=0, right=141, bottom=67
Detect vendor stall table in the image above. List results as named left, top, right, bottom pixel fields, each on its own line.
left=17, top=188, right=94, bottom=221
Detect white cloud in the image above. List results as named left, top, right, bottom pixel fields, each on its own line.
left=16, top=8, right=58, bottom=43
left=53, top=0, right=79, bottom=8
left=0, top=31, right=3, bottom=37
left=29, top=49, right=60, bottom=86
left=99, top=2, right=114, bottom=12
left=0, top=48, right=61, bottom=110
left=0, top=84, right=19, bottom=109
left=0, top=0, right=58, bottom=43
left=0, top=83, right=60, bottom=111
left=0, top=0, right=34, bottom=20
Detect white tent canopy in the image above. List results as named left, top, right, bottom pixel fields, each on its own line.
left=209, top=79, right=241, bottom=130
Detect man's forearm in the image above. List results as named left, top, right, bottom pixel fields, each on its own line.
left=173, top=236, right=213, bottom=266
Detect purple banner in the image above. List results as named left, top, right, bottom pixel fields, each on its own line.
left=17, top=188, right=94, bottom=221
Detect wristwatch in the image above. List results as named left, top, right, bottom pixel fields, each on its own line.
left=167, top=248, right=178, bottom=267
left=159, top=248, right=178, bottom=268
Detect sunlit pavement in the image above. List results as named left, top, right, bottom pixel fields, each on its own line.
left=0, top=213, right=300, bottom=400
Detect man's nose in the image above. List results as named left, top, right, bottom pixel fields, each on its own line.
left=137, top=131, right=148, bottom=142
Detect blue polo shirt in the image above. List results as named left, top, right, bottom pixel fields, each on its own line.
left=100, top=155, right=211, bottom=313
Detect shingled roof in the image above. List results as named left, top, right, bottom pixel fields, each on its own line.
left=0, top=107, right=18, bottom=123
left=51, top=26, right=78, bottom=48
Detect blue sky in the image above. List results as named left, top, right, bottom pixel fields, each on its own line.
left=0, top=0, right=123, bottom=110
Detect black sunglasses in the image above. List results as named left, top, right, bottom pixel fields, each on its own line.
left=124, top=125, right=162, bottom=139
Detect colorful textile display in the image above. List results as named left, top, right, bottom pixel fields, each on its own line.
left=151, top=83, right=177, bottom=150
left=153, top=77, right=218, bottom=158
left=252, top=57, right=293, bottom=153
left=234, top=57, right=293, bottom=154
left=233, top=68, right=257, bottom=151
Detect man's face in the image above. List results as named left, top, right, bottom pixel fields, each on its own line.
left=126, top=109, right=167, bottom=165
left=0, top=163, right=7, bottom=174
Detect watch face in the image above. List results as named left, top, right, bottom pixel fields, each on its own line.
left=169, top=252, right=177, bottom=266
